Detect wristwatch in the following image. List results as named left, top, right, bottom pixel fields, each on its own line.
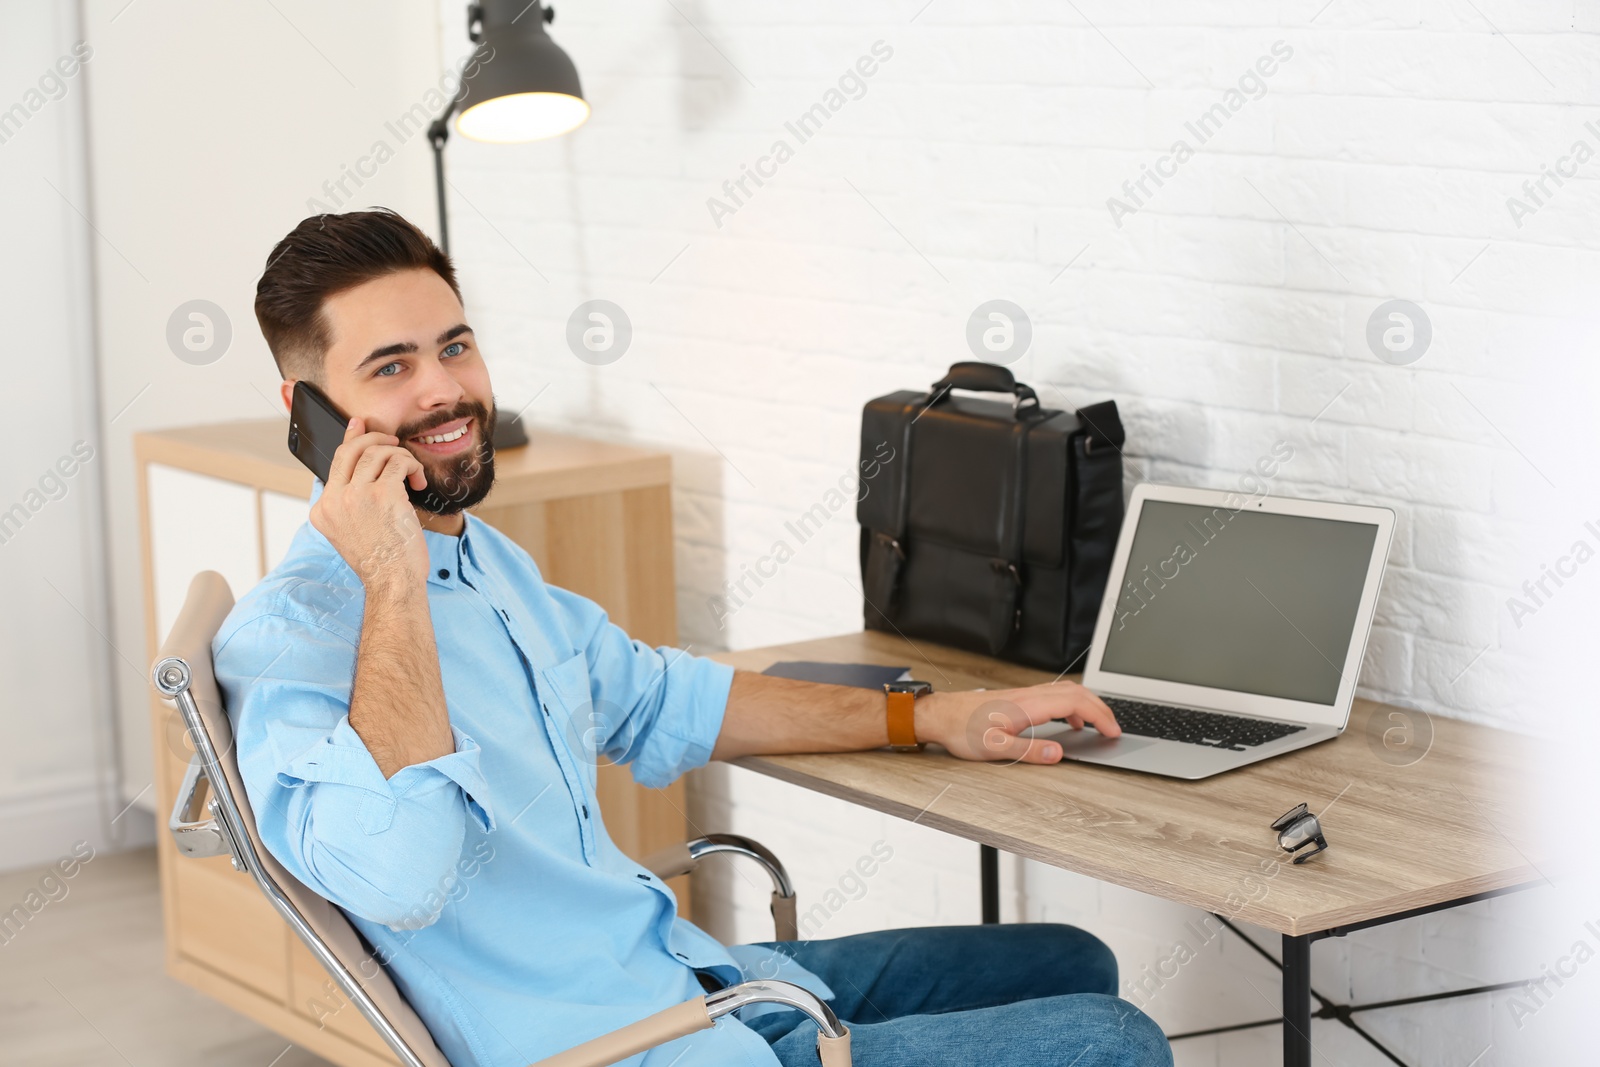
left=884, top=680, right=933, bottom=752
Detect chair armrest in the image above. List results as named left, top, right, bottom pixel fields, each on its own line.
left=641, top=834, right=799, bottom=941
left=530, top=980, right=849, bottom=1067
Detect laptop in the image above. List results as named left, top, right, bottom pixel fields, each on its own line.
left=1027, top=483, right=1393, bottom=780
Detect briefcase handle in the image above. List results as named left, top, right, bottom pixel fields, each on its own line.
left=928, top=362, right=1040, bottom=413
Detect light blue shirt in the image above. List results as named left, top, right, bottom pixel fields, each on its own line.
left=213, top=479, right=831, bottom=1067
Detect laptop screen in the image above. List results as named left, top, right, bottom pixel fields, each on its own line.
left=1098, top=501, right=1380, bottom=706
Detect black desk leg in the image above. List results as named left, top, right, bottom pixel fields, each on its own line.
left=1282, top=933, right=1313, bottom=1067
left=980, top=845, right=1000, bottom=924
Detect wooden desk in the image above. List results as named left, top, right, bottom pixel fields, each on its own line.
left=711, top=631, right=1543, bottom=1067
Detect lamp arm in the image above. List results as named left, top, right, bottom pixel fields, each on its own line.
left=427, top=89, right=461, bottom=254
left=430, top=0, right=491, bottom=254
left=427, top=32, right=481, bottom=255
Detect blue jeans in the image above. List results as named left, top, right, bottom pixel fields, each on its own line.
left=742, top=924, right=1172, bottom=1067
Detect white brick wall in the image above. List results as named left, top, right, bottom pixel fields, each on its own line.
left=439, top=2, right=1600, bottom=1062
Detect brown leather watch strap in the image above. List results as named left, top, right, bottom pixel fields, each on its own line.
left=886, top=688, right=920, bottom=748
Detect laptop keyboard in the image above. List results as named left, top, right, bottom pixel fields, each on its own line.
left=1101, top=698, right=1305, bottom=752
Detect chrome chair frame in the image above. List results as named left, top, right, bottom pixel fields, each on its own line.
left=156, top=653, right=436, bottom=1067
left=641, top=833, right=800, bottom=941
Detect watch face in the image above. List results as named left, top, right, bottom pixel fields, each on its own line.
left=886, top=680, right=932, bottom=696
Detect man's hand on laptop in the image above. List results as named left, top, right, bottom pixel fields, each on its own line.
left=310, top=415, right=431, bottom=594
left=922, top=682, right=1120, bottom=765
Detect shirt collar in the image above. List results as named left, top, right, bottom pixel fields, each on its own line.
left=307, top=477, right=476, bottom=590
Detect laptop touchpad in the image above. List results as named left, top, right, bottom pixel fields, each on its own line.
left=1031, top=722, right=1158, bottom=762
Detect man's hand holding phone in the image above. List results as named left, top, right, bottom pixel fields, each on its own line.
left=310, top=416, right=430, bottom=595
left=308, top=415, right=453, bottom=776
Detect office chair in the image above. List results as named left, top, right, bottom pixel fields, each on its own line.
left=152, top=570, right=851, bottom=1067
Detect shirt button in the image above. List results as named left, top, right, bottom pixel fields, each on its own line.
left=437, top=568, right=450, bottom=579
left=636, top=873, right=650, bottom=881
left=499, top=608, right=508, bottom=619
left=581, top=804, right=589, bottom=819
left=542, top=703, right=550, bottom=716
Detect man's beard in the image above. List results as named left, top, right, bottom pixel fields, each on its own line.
left=398, top=399, right=498, bottom=516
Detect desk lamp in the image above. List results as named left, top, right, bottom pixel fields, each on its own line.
left=427, top=0, right=590, bottom=254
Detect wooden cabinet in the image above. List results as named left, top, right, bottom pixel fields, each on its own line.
left=135, top=419, right=689, bottom=1066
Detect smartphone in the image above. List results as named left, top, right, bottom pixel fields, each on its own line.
left=287, top=381, right=349, bottom=483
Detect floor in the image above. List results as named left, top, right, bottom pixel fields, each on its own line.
left=0, top=847, right=334, bottom=1067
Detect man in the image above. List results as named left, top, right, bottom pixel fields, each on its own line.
left=215, top=208, right=1172, bottom=1067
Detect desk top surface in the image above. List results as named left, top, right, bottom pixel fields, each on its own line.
left=712, top=631, right=1543, bottom=936
left=134, top=418, right=671, bottom=503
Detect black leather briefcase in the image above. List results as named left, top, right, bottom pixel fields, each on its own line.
left=856, top=362, right=1125, bottom=673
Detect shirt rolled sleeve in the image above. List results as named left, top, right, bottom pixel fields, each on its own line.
left=620, top=651, right=735, bottom=789
left=545, top=584, right=736, bottom=789
left=278, top=717, right=496, bottom=835
left=215, top=610, right=495, bottom=930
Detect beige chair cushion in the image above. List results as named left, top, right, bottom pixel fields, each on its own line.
left=158, top=571, right=453, bottom=1067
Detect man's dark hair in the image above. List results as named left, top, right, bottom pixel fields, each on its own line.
left=254, top=208, right=460, bottom=383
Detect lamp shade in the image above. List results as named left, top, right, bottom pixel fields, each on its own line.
left=457, top=1, right=589, bottom=142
